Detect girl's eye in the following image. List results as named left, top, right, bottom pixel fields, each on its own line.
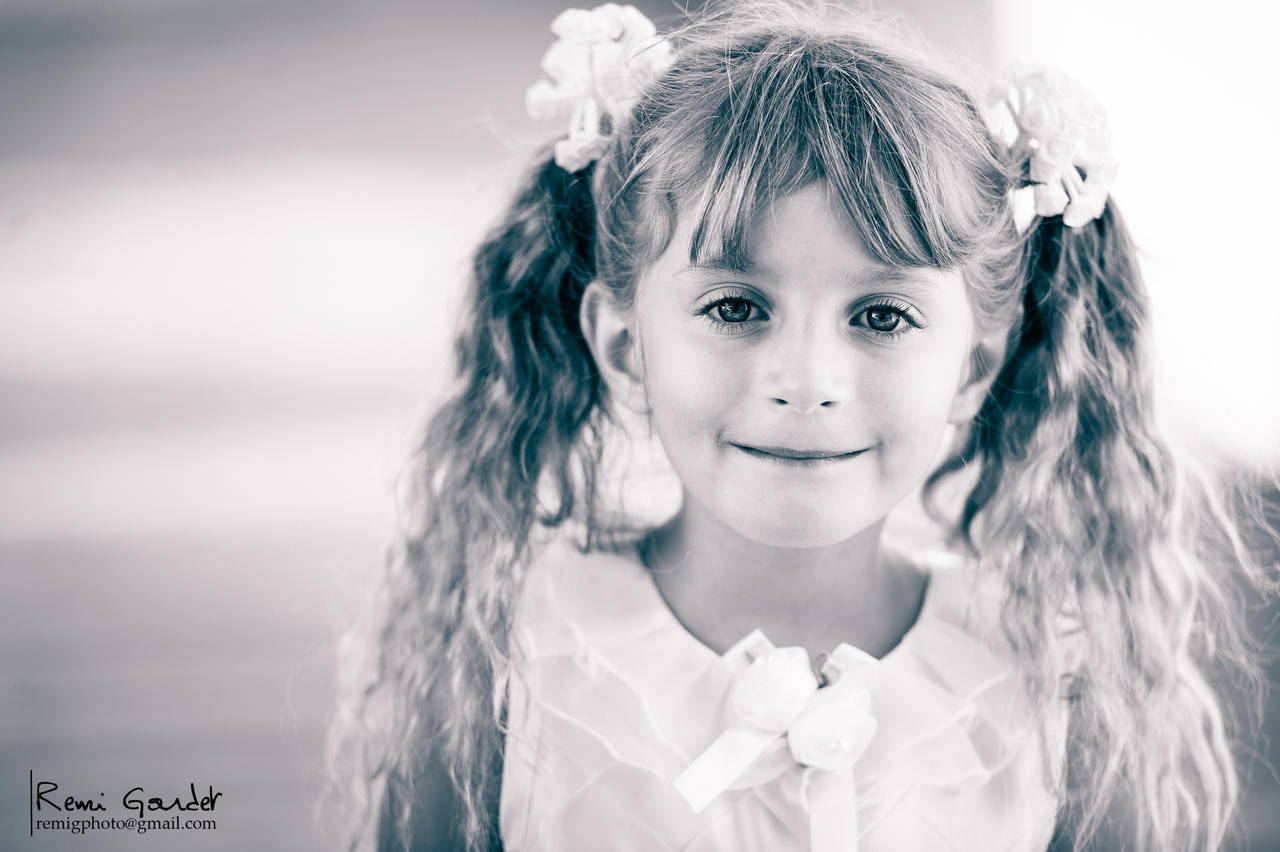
left=694, top=292, right=768, bottom=334
left=851, top=300, right=924, bottom=340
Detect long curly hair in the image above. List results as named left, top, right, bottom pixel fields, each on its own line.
left=325, top=4, right=1274, bottom=851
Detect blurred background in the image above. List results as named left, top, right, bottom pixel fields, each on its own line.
left=1, top=0, right=1276, bottom=849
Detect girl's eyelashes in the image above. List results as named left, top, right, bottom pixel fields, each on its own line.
left=693, top=290, right=926, bottom=341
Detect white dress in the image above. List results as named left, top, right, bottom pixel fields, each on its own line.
left=499, top=533, right=1067, bottom=851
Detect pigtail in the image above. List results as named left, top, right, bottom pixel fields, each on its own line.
left=334, top=149, right=608, bottom=852
left=932, top=203, right=1263, bottom=851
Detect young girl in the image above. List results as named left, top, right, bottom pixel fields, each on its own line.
left=330, top=2, right=1273, bottom=850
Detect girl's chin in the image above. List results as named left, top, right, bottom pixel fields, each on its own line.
left=721, top=509, right=883, bottom=549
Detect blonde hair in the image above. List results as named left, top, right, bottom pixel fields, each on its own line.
left=326, top=3, right=1275, bottom=850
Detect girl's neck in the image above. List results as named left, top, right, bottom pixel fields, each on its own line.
left=640, top=493, right=928, bottom=662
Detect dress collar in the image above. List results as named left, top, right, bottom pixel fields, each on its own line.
left=516, top=531, right=1032, bottom=770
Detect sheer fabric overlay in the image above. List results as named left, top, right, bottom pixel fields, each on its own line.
left=499, top=533, right=1066, bottom=851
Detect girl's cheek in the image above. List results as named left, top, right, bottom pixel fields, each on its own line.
left=859, top=348, right=964, bottom=438
left=641, top=332, right=707, bottom=408
left=645, top=316, right=740, bottom=394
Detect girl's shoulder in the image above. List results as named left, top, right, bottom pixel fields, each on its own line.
left=514, top=528, right=674, bottom=663
left=892, top=542, right=1089, bottom=685
left=880, top=540, right=1014, bottom=660
left=520, top=528, right=651, bottom=607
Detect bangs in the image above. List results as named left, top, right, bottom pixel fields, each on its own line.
left=642, top=31, right=1007, bottom=272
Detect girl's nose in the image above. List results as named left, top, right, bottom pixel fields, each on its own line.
left=760, top=322, right=853, bottom=413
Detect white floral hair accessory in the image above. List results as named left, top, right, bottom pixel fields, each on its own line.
left=525, top=4, right=676, bottom=173
left=988, top=66, right=1117, bottom=232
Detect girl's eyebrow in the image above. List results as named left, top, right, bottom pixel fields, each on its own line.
left=680, top=257, right=777, bottom=279
left=851, top=267, right=944, bottom=291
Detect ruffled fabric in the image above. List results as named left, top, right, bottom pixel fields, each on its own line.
left=500, top=534, right=1066, bottom=851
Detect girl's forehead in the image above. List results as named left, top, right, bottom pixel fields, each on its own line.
left=666, top=181, right=904, bottom=274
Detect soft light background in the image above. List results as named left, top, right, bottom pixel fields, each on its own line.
left=0, top=1, right=1275, bottom=850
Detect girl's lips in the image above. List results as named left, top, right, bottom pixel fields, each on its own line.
left=731, top=443, right=866, bottom=464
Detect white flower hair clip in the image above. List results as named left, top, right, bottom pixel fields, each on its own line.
left=525, top=3, right=676, bottom=173
left=989, top=66, right=1117, bottom=232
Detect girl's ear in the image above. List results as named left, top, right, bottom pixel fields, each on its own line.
left=948, top=326, right=1010, bottom=425
left=579, top=281, right=649, bottom=415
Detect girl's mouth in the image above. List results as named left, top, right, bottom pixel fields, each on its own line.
left=730, top=443, right=866, bottom=467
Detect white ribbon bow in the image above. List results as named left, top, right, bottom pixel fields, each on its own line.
left=525, top=3, right=676, bottom=172
left=673, top=637, right=878, bottom=852
left=988, top=65, right=1116, bottom=232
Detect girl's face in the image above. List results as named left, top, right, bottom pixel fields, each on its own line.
left=632, top=182, right=980, bottom=547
